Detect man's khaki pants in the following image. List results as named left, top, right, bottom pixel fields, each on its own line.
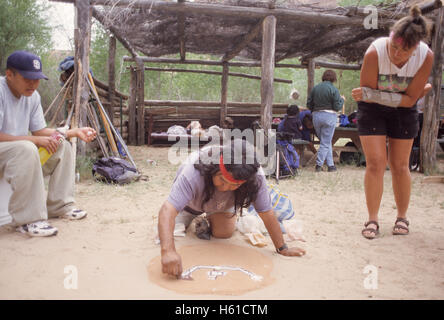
left=0, top=140, right=75, bottom=226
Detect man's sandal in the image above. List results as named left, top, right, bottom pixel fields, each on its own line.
left=362, top=221, right=379, bottom=240
left=392, top=217, right=409, bottom=235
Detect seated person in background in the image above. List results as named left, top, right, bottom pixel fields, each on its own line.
left=299, top=110, right=318, bottom=154
left=277, top=104, right=303, bottom=140
left=187, top=121, right=205, bottom=137
left=222, top=117, right=234, bottom=129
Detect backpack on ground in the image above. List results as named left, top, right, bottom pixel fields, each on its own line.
left=339, top=114, right=350, bottom=127
left=276, top=139, right=299, bottom=176
left=92, top=157, right=140, bottom=184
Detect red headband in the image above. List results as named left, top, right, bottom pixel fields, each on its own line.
left=390, top=31, right=405, bottom=46
left=219, top=154, right=246, bottom=184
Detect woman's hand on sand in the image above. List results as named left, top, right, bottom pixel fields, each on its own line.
left=279, top=247, right=306, bottom=257
left=352, top=87, right=363, bottom=102
left=161, top=250, right=183, bottom=278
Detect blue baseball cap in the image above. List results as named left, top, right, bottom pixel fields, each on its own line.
left=6, top=50, right=48, bottom=80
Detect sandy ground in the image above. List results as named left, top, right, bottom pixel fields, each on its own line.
left=1, top=145, right=444, bottom=300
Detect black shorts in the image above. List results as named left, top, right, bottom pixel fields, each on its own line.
left=357, top=102, right=419, bottom=139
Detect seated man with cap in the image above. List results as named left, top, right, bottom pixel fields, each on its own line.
left=0, top=50, right=97, bottom=237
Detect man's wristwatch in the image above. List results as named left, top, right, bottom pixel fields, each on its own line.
left=276, top=243, right=288, bottom=253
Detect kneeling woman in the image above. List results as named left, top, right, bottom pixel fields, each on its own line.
left=158, top=140, right=305, bottom=278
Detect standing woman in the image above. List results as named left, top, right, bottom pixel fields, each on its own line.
left=351, top=6, right=433, bottom=239
left=307, top=70, right=345, bottom=172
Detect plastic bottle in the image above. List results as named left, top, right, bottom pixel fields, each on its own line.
left=38, top=130, right=66, bottom=166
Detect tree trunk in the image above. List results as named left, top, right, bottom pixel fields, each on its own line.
left=421, top=7, right=444, bottom=174
left=220, top=62, right=229, bottom=127
left=260, top=16, right=276, bottom=133
left=73, top=0, right=92, bottom=156
left=306, top=59, right=315, bottom=98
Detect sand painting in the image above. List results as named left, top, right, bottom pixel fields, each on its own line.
left=147, top=243, right=274, bottom=295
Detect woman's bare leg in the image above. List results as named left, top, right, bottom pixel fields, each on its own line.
left=387, top=138, right=414, bottom=234
left=360, top=135, right=388, bottom=238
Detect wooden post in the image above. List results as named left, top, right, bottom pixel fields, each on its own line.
left=128, top=66, right=137, bottom=145
left=178, top=0, right=186, bottom=61
left=307, top=59, right=315, bottom=98
left=108, top=34, right=116, bottom=125
left=421, top=6, right=444, bottom=174
left=220, top=62, right=229, bottom=127
left=73, top=0, right=92, bottom=156
left=136, top=57, right=145, bottom=145
left=260, top=16, right=276, bottom=133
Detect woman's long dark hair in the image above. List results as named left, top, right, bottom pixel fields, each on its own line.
left=194, top=139, right=261, bottom=214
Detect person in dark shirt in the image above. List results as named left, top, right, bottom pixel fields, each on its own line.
left=299, top=110, right=317, bottom=154
left=277, top=104, right=303, bottom=140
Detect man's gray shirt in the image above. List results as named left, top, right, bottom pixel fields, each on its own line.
left=0, top=76, right=46, bottom=136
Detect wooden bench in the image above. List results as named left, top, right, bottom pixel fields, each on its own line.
left=149, top=132, right=214, bottom=147
left=290, top=139, right=310, bottom=166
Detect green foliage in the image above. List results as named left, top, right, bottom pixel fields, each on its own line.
left=90, top=22, right=130, bottom=94
left=0, top=0, right=53, bottom=71
left=38, top=50, right=74, bottom=116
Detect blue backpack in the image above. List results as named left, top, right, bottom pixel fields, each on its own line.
left=92, top=157, right=139, bottom=184
left=339, top=114, right=350, bottom=127
left=276, top=140, right=299, bottom=175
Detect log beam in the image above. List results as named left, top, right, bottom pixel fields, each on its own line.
left=90, top=0, right=373, bottom=26
left=92, top=8, right=139, bottom=58
left=143, top=100, right=290, bottom=108
left=302, top=29, right=384, bottom=61
left=133, top=66, right=292, bottom=84
left=124, top=56, right=303, bottom=68
left=222, top=19, right=263, bottom=62
left=124, top=56, right=360, bottom=71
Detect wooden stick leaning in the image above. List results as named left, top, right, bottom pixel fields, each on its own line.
left=87, top=73, right=119, bottom=157
left=44, top=72, right=75, bottom=118
left=49, top=76, right=75, bottom=127
left=86, top=74, right=138, bottom=170
left=86, top=103, right=110, bottom=158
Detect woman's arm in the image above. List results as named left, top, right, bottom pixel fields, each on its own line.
left=353, top=46, right=434, bottom=108
left=360, top=46, right=379, bottom=89
left=398, top=50, right=434, bottom=107
left=258, top=210, right=305, bottom=257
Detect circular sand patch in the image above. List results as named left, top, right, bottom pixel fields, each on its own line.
left=147, top=243, right=274, bottom=295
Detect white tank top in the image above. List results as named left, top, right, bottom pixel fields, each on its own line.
left=371, top=37, right=429, bottom=93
